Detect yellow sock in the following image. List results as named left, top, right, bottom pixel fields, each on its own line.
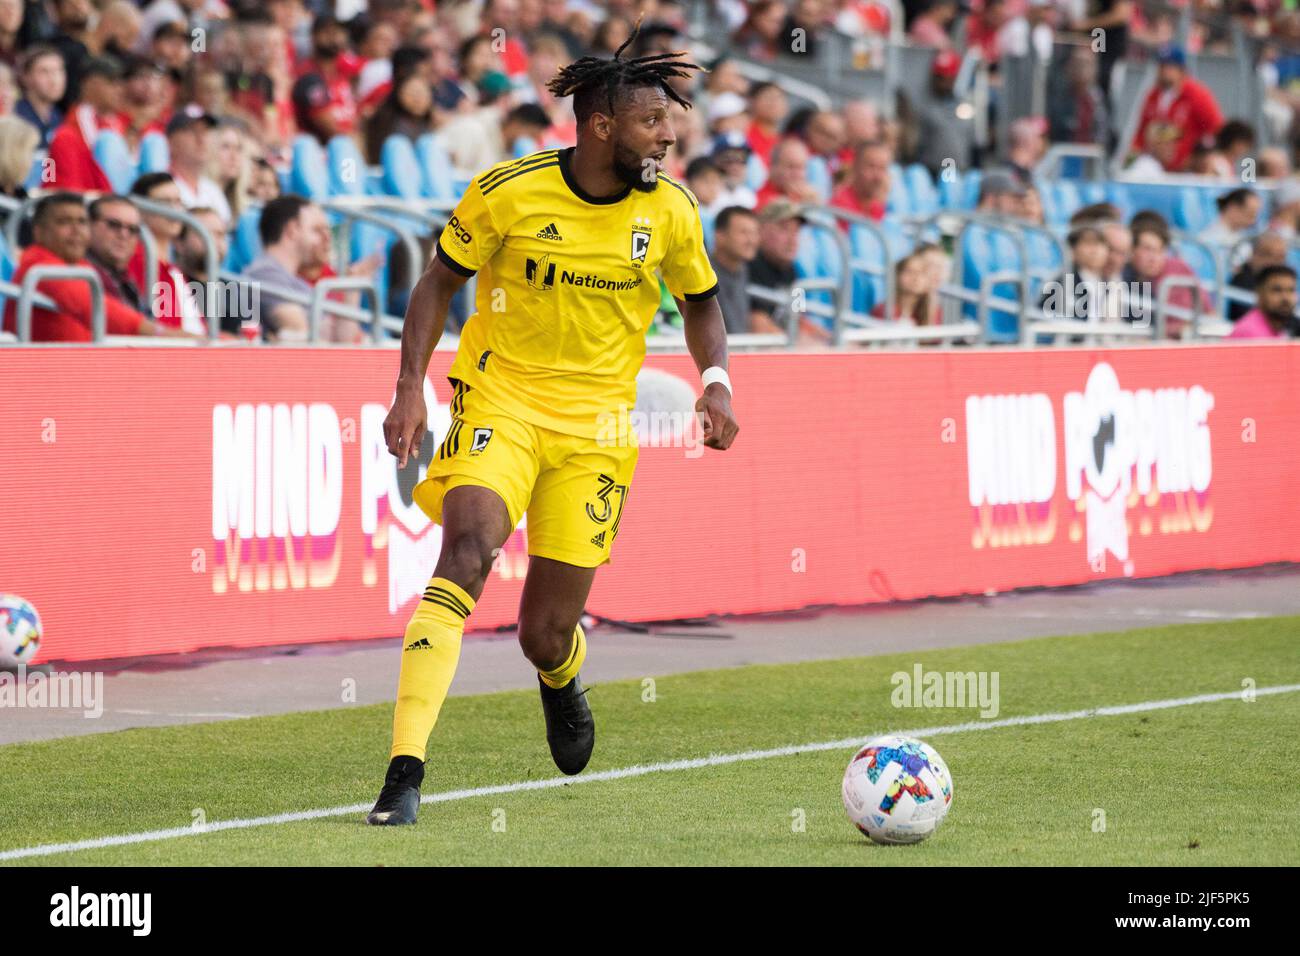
left=390, top=576, right=476, bottom=761
left=539, top=621, right=587, bottom=689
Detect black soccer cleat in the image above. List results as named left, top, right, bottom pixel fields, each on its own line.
left=365, top=756, right=425, bottom=826
left=538, top=673, right=595, bottom=775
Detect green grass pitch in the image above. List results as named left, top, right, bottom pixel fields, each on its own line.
left=2, top=616, right=1298, bottom=866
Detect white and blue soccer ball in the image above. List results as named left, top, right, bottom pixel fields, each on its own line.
left=842, top=735, right=953, bottom=844
left=0, top=594, right=42, bottom=668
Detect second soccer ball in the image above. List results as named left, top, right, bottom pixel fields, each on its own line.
left=0, top=594, right=42, bottom=668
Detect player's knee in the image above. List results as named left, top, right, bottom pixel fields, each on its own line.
left=516, top=616, right=575, bottom=671
left=435, top=531, right=498, bottom=592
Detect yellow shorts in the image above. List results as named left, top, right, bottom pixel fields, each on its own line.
left=413, top=379, right=639, bottom=567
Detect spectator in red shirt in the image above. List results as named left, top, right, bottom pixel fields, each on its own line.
left=966, top=0, right=1011, bottom=65
left=291, top=14, right=359, bottom=143
left=831, top=139, right=891, bottom=223
left=746, top=81, right=788, bottom=166
left=1133, top=46, right=1224, bottom=173
left=755, top=137, right=821, bottom=209
left=46, top=56, right=126, bottom=192
left=2, top=192, right=185, bottom=341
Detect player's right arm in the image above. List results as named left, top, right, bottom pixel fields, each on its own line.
left=385, top=178, right=504, bottom=468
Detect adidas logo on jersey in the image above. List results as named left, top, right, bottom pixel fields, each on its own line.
left=405, top=637, right=433, bottom=651
left=536, top=222, right=563, bottom=241
left=590, top=531, right=607, bottom=548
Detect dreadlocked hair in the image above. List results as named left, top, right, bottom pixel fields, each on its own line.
left=546, top=21, right=704, bottom=123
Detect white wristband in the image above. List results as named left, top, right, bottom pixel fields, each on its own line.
left=701, top=366, right=732, bottom=397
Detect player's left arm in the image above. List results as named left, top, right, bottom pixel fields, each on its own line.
left=677, top=294, right=738, bottom=450
left=661, top=194, right=739, bottom=451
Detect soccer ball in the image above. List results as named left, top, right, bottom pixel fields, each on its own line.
left=0, top=594, right=42, bottom=668
left=842, top=735, right=953, bottom=844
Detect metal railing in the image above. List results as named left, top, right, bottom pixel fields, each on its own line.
left=218, top=271, right=403, bottom=342
left=13, top=266, right=107, bottom=342
left=309, top=276, right=384, bottom=344
left=1035, top=144, right=1108, bottom=182
left=318, top=198, right=427, bottom=305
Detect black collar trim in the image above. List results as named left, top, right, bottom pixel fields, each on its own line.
left=558, top=147, right=632, bottom=205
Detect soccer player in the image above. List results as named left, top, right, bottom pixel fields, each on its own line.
left=367, top=32, right=740, bottom=825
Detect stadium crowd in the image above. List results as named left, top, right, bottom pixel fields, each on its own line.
left=0, top=0, right=1296, bottom=345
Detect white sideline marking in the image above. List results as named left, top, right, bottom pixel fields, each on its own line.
left=3, top=683, right=1297, bottom=863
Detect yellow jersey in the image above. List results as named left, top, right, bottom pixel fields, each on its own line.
left=434, top=147, right=718, bottom=438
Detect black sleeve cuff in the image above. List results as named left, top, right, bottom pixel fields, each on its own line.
left=683, top=283, right=719, bottom=302
left=436, top=242, right=476, bottom=277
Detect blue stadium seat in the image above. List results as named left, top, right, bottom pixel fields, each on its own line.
left=509, top=135, right=538, bottom=159
left=745, top=152, right=766, bottom=192
left=794, top=225, right=840, bottom=328
left=1174, top=242, right=1217, bottom=284
left=327, top=136, right=367, bottom=197
left=1078, top=181, right=1108, bottom=206
left=699, top=206, right=716, bottom=252
left=1038, top=185, right=1059, bottom=226
left=904, top=164, right=940, bottom=217
left=1121, top=182, right=1187, bottom=223
left=961, top=223, right=1021, bottom=341
left=886, top=164, right=911, bottom=217
left=847, top=221, right=911, bottom=314
left=23, top=155, right=42, bottom=191
left=806, top=155, right=832, bottom=202
left=289, top=135, right=330, bottom=200
left=938, top=169, right=966, bottom=209
left=1196, top=188, right=1216, bottom=231
left=1049, top=181, right=1082, bottom=226
left=381, top=135, right=424, bottom=199
left=1105, top=181, right=1133, bottom=220
left=349, top=220, right=394, bottom=321
left=847, top=223, right=881, bottom=313
left=0, top=229, right=13, bottom=283
left=415, top=133, right=456, bottom=202
left=93, top=130, right=136, bottom=193
left=227, top=207, right=262, bottom=273
left=961, top=169, right=983, bottom=210
left=1027, top=231, right=1062, bottom=273
left=1174, top=187, right=1207, bottom=232
left=138, top=132, right=169, bottom=174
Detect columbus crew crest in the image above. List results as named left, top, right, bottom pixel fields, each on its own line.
left=470, top=427, right=493, bottom=454
left=630, top=216, right=652, bottom=263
